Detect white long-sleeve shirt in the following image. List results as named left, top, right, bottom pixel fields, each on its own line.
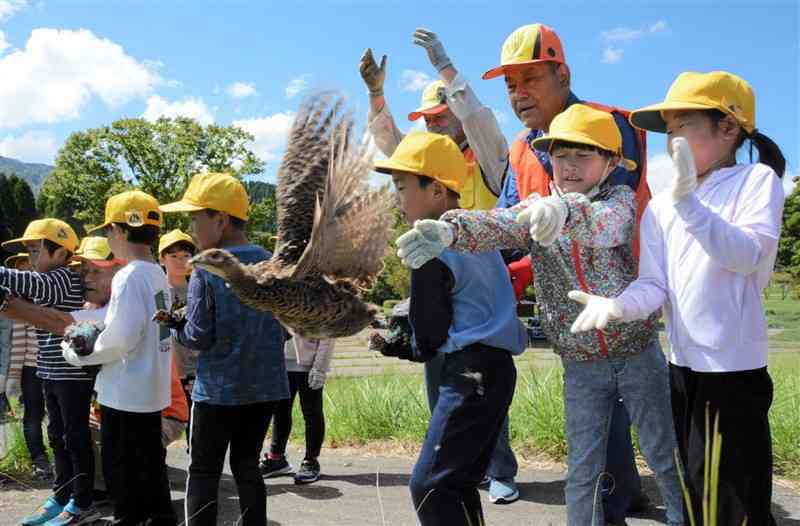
left=618, top=163, right=784, bottom=372
left=367, top=73, right=507, bottom=195
left=70, top=260, right=172, bottom=412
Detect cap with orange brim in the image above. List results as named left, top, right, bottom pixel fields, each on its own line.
left=483, top=23, right=566, bottom=80
left=407, top=80, right=449, bottom=121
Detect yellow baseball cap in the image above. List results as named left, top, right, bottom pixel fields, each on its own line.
left=88, top=190, right=162, bottom=234
left=158, top=229, right=195, bottom=255
left=2, top=219, right=79, bottom=253
left=532, top=104, right=637, bottom=171
left=374, top=131, right=467, bottom=193
left=408, top=80, right=449, bottom=121
left=629, top=71, right=756, bottom=134
left=483, top=23, right=566, bottom=80
left=72, top=237, right=126, bottom=268
left=4, top=253, right=29, bottom=268
left=160, top=172, right=249, bottom=220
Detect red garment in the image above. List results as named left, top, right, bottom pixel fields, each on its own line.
left=507, top=256, right=533, bottom=301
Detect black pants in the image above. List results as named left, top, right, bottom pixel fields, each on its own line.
left=43, top=379, right=94, bottom=508
left=100, top=405, right=176, bottom=526
left=186, top=401, right=277, bottom=526
left=410, top=348, right=516, bottom=526
left=21, top=366, right=47, bottom=461
left=670, top=364, right=776, bottom=526
left=180, top=376, right=195, bottom=450
left=269, top=371, right=324, bottom=460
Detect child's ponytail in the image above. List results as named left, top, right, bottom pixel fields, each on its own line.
left=748, top=131, right=786, bottom=178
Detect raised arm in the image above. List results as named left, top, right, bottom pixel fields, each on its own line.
left=360, top=48, right=404, bottom=157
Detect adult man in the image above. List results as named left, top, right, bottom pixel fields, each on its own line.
left=361, top=28, right=521, bottom=503
left=483, top=23, right=651, bottom=523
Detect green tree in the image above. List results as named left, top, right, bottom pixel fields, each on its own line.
left=38, top=117, right=265, bottom=234
left=778, top=182, right=800, bottom=280
left=247, top=192, right=278, bottom=252
left=364, top=205, right=410, bottom=305
left=0, top=174, right=17, bottom=250
left=10, top=175, right=38, bottom=236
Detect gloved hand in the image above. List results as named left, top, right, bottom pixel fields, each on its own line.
left=6, top=377, right=21, bottom=398
left=308, top=369, right=326, bottom=390
left=516, top=195, right=568, bottom=246
left=359, top=48, right=387, bottom=97
left=413, top=28, right=453, bottom=72
left=568, top=290, right=624, bottom=333
left=507, top=256, right=533, bottom=301
left=396, top=219, right=455, bottom=269
left=61, top=341, right=83, bottom=367
left=670, top=137, right=698, bottom=203
left=152, top=305, right=186, bottom=331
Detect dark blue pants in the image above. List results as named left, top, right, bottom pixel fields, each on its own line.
left=410, top=348, right=516, bottom=526
left=602, top=399, right=643, bottom=522
left=21, top=366, right=47, bottom=461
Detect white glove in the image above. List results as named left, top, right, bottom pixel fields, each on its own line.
left=308, top=369, right=326, bottom=390
left=396, top=220, right=455, bottom=269
left=6, top=377, right=21, bottom=398
left=516, top=195, right=568, bottom=246
left=670, top=137, right=698, bottom=203
left=568, top=290, right=624, bottom=333
left=60, top=341, right=84, bottom=367
left=412, top=28, right=453, bottom=72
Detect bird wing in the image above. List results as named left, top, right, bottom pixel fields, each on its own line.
left=271, top=94, right=346, bottom=268
left=289, top=117, right=393, bottom=287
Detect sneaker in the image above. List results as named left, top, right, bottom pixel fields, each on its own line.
left=294, top=458, right=320, bottom=485
left=31, top=456, right=53, bottom=482
left=18, top=496, right=64, bottom=525
left=259, top=456, right=292, bottom=478
left=44, top=499, right=101, bottom=526
left=478, top=475, right=491, bottom=487
left=488, top=478, right=519, bottom=504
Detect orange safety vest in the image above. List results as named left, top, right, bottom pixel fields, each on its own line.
left=162, top=354, right=189, bottom=422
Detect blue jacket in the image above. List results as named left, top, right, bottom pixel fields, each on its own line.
left=177, top=244, right=289, bottom=405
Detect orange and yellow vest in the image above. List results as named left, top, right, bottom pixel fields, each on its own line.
left=459, top=147, right=499, bottom=211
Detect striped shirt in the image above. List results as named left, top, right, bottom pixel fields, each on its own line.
left=8, top=321, right=38, bottom=380
left=0, top=266, right=89, bottom=381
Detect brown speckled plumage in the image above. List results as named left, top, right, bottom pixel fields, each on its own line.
left=191, top=94, right=392, bottom=339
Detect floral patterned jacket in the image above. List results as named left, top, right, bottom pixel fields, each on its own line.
left=441, top=184, right=658, bottom=362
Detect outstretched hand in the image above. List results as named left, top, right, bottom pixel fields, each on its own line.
left=567, top=290, right=624, bottom=333
left=359, top=48, right=387, bottom=97
left=396, top=219, right=455, bottom=269
left=412, top=28, right=452, bottom=72
left=516, top=195, right=568, bottom=246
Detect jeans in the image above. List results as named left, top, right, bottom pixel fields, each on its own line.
left=100, top=405, right=176, bottom=525
left=269, top=371, right=325, bottom=460
left=186, top=401, right=277, bottom=526
left=670, top=364, right=776, bottom=526
left=410, top=347, right=516, bottom=526
left=43, top=379, right=94, bottom=509
left=563, top=342, right=684, bottom=526
left=425, top=352, right=518, bottom=482
left=21, top=366, right=47, bottom=461
left=602, top=400, right=643, bottom=523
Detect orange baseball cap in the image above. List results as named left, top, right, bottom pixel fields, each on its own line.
left=483, top=23, right=566, bottom=80
left=408, top=80, right=448, bottom=121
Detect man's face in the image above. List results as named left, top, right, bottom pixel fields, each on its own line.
left=424, top=108, right=465, bottom=144
left=189, top=210, right=224, bottom=250
left=80, top=262, right=119, bottom=305
left=504, top=62, right=569, bottom=130
left=24, top=241, right=65, bottom=272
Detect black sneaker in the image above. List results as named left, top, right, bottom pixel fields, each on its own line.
left=31, top=455, right=53, bottom=481
left=259, top=456, right=292, bottom=478
left=294, top=458, right=320, bottom=485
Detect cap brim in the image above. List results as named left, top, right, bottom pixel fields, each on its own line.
left=532, top=132, right=638, bottom=172
left=482, top=59, right=561, bottom=80
left=71, top=256, right=126, bottom=268
left=85, top=222, right=110, bottom=234
left=373, top=158, right=420, bottom=176
left=629, top=101, right=717, bottom=133
left=407, top=103, right=448, bottom=122
left=159, top=200, right=207, bottom=214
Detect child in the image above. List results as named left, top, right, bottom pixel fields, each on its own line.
left=61, top=191, right=176, bottom=526
left=4, top=253, right=52, bottom=480
left=0, top=219, right=98, bottom=526
left=570, top=71, right=786, bottom=526
left=396, top=107, right=685, bottom=526
left=374, top=131, right=527, bottom=526
left=159, top=172, right=288, bottom=526
left=158, top=229, right=197, bottom=446
left=259, top=332, right=334, bottom=484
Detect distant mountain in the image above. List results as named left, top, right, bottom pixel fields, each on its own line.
left=0, top=156, right=53, bottom=193
left=244, top=180, right=276, bottom=203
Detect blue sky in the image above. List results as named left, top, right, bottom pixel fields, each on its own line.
left=0, top=0, right=797, bottom=193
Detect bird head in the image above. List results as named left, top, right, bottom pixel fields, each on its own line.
left=190, top=249, right=242, bottom=282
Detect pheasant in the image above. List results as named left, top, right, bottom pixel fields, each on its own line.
left=188, top=94, right=392, bottom=339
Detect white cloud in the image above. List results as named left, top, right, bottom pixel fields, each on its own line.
left=0, top=31, right=9, bottom=55
left=0, top=28, right=162, bottom=128
left=784, top=169, right=798, bottom=196
left=233, top=112, right=295, bottom=162
left=600, top=20, right=668, bottom=64
left=142, top=95, right=214, bottom=125
left=601, top=46, right=624, bottom=64
left=646, top=153, right=673, bottom=195
left=0, top=130, right=59, bottom=163
left=227, top=81, right=257, bottom=99
left=400, top=69, right=432, bottom=92
left=285, top=75, right=309, bottom=99
left=0, top=0, right=26, bottom=21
